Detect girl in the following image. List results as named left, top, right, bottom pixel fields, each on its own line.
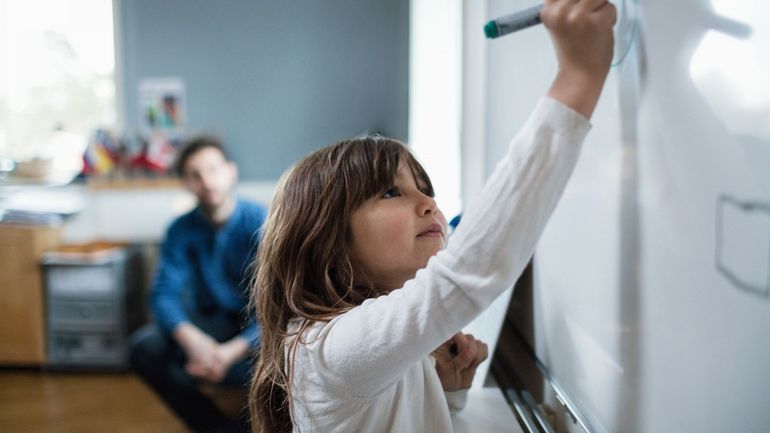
left=250, top=0, right=616, bottom=432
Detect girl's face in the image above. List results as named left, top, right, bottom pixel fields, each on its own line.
left=348, top=162, right=448, bottom=291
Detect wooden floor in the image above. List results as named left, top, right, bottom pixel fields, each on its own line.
left=0, top=369, right=190, bottom=433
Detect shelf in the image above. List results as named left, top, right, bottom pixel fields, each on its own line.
left=85, top=177, right=181, bottom=190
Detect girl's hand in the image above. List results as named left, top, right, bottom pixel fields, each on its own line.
left=432, top=332, right=489, bottom=392
left=542, top=0, right=617, bottom=118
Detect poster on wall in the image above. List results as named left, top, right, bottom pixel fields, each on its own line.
left=136, top=77, right=186, bottom=173
left=138, top=77, right=186, bottom=134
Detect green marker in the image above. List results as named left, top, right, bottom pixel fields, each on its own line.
left=484, top=4, right=544, bottom=39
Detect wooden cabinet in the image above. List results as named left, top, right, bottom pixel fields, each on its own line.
left=0, top=225, right=61, bottom=365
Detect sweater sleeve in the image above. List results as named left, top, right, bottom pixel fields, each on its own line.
left=445, top=390, right=468, bottom=415
left=309, top=97, right=591, bottom=398
left=239, top=322, right=261, bottom=347
left=237, top=202, right=267, bottom=347
left=150, top=221, right=193, bottom=334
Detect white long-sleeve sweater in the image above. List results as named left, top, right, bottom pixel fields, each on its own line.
left=289, top=97, right=591, bottom=433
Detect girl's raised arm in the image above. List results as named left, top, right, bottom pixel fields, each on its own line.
left=305, top=0, right=615, bottom=398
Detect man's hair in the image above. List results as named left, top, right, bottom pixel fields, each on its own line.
left=174, top=135, right=230, bottom=177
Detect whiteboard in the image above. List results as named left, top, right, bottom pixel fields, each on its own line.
left=483, top=1, right=770, bottom=432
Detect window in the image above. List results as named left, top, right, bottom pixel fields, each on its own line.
left=0, top=0, right=116, bottom=167
left=409, top=0, right=462, bottom=220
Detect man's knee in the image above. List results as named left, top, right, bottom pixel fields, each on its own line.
left=128, top=324, right=169, bottom=371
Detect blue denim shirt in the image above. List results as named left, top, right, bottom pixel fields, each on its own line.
left=150, top=198, right=267, bottom=346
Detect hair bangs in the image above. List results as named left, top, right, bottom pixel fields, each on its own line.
left=337, top=136, right=433, bottom=210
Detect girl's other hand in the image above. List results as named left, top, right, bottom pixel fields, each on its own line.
left=432, top=332, right=489, bottom=392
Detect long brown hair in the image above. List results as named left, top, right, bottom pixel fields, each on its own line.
left=249, top=136, right=434, bottom=433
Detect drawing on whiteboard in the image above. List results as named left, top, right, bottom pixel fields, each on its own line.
left=715, top=195, right=770, bottom=296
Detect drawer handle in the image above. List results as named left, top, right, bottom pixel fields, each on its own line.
left=79, top=305, right=94, bottom=318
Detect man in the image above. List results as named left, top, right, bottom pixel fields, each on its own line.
left=130, top=136, right=267, bottom=433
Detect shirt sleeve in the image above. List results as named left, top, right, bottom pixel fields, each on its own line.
left=150, top=221, right=193, bottom=334
left=237, top=203, right=268, bottom=347
left=239, top=322, right=261, bottom=347
left=445, top=390, right=469, bottom=415
left=307, top=97, right=591, bottom=398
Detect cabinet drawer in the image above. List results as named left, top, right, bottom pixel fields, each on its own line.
left=48, top=300, right=120, bottom=330
left=45, top=265, right=120, bottom=299
left=48, top=332, right=126, bottom=368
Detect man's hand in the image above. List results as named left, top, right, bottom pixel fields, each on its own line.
left=432, top=332, right=489, bottom=392
left=204, top=337, right=251, bottom=383
left=173, top=323, right=219, bottom=380
left=173, top=323, right=251, bottom=383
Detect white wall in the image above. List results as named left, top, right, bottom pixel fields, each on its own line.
left=4, top=181, right=276, bottom=243
left=409, top=0, right=463, bottom=220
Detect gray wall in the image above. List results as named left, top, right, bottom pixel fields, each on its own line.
left=118, top=0, right=409, bottom=180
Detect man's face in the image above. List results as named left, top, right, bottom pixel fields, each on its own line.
left=181, top=147, right=237, bottom=209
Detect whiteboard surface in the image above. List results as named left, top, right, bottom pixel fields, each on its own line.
left=484, top=1, right=770, bottom=432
